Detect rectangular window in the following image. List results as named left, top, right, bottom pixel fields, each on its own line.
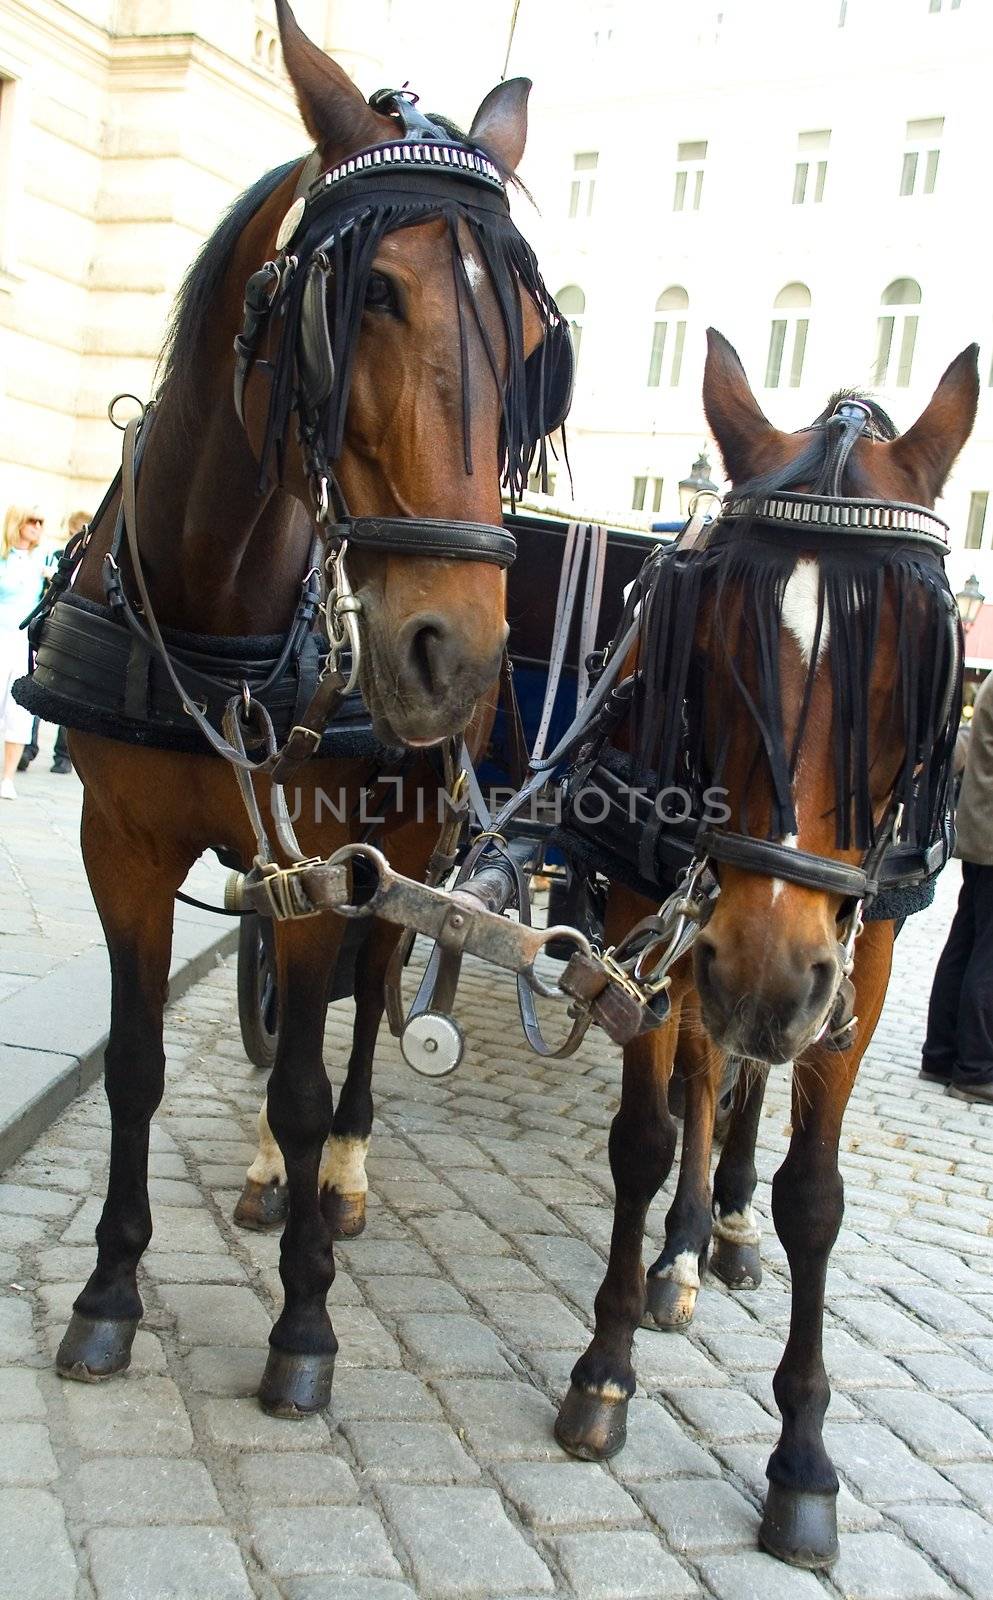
left=569, top=152, right=598, bottom=218
left=966, top=492, right=988, bottom=549
left=669, top=321, right=685, bottom=385
left=875, top=316, right=895, bottom=383
left=766, top=320, right=787, bottom=388
left=794, top=131, right=830, bottom=205
left=632, top=477, right=663, bottom=513
left=896, top=315, right=918, bottom=385
left=901, top=117, right=943, bottom=196
left=647, top=322, right=666, bottom=387
left=673, top=140, right=707, bottom=211
left=790, top=320, right=809, bottom=387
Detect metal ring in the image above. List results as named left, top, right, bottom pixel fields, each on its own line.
left=527, top=924, right=593, bottom=1000
left=108, top=393, right=147, bottom=431
left=688, top=488, right=723, bottom=517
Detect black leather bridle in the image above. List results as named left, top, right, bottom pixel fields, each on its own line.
left=233, top=88, right=571, bottom=572
left=695, top=400, right=959, bottom=910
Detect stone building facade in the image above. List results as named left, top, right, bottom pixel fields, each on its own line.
left=2, top=0, right=991, bottom=630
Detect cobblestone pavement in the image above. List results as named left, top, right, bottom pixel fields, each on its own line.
left=3, top=862, right=993, bottom=1600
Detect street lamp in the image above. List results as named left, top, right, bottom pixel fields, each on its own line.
left=956, top=573, right=985, bottom=631
left=679, top=447, right=719, bottom=518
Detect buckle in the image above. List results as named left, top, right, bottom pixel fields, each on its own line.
left=256, top=859, right=325, bottom=920
left=288, top=723, right=323, bottom=755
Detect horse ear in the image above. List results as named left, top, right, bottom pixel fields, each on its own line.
left=887, top=345, right=980, bottom=504
left=469, top=78, right=531, bottom=174
left=703, top=328, right=777, bottom=483
left=275, top=0, right=388, bottom=156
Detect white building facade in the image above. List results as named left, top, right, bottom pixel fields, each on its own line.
left=1, top=0, right=991, bottom=611
left=508, top=0, right=993, bottom=600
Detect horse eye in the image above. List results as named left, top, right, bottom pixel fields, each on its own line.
left=365, top=272, right=398, bottom=314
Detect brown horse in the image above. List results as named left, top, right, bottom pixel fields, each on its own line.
left=555, top=329, right=978, bottom=1568
left=48, top=0, right=562, bottom=1417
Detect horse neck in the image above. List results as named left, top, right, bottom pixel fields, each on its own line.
left=129, top=388, right=314, bottom=637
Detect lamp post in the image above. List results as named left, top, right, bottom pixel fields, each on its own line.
left=956, top=573, right=985, bottom=632
left=678, top=447, right=719, bottom=518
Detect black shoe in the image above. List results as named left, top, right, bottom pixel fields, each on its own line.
left=16, top=752, right=35, bottom=773
left=946, top=1078, right=993, bottom=1104
left=50, top=757, right=72, bottom=775
left=919, top=1065, right=952, bottom=1084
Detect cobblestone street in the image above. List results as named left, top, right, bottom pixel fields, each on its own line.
left=3, top=863, right=993, bottom=1600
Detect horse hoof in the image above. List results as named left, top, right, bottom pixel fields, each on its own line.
left=710, top=1237, right=762, bottom=1289
left=759, top=1483, right=839, bottom=1569
left=554, top=1384, right=628, bottom=1460
left=645, top=1274, right=698, bottom=1330
left=320, top=1188, right=366, bottom=1239
left=258, top=1347, right=335, bottom=1417
left=233, top=1178, right=288, bottom=1231
left=56, top=1313, right=138, bottom=1381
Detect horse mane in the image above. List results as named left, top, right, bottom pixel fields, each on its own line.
left=157, top=158, right=303, bottom=428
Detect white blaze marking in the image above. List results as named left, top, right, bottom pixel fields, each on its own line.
left=462, top=251, right=484, bottom=292
left=781, top=558, right=829, bottom=667
left=770, top=831, right=798, bottom=904
left=319, top=1134, right=370, bottom=1197
left=245, top=1101, right=286, bottom=1187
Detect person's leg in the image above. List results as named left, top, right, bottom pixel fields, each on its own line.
left=3, top=741, right=24, bottom=785
left=17, top=717, right=39, bottom=770
left=52, top=725, right=72, bottom=773
left=921, top=867, right=976, bottom=1081
left=948, top=864, right=993, bottom=1096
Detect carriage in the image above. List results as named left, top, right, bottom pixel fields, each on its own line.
left=233, top=507, right=679, bottom=1074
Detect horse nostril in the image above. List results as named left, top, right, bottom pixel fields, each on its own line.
left=808, top=957, right=838, bottom=1012
left=695, top=936, right=717, bottom=985
left=409, top=621, right=443, bottom=697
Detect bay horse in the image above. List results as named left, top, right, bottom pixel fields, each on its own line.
left=554, top=329, right=978, bottom=1568
left=40, top=0, right=568, bottom=1418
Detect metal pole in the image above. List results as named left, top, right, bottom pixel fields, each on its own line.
left=502, top=0, right=522, bottom=78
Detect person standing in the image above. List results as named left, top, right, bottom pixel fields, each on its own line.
left=921, top=669, right=993, bottom=1102
left=0, top=505, right=47, bottom=799
left=16, top=509, right=87, bottom=776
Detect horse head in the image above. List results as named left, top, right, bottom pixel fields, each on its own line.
left=683, top=329, right=979, bottom=1063
left=233, top=0, right=566, bottom=747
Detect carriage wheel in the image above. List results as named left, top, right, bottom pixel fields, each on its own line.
left=237, top=912, right=279, bottom=1070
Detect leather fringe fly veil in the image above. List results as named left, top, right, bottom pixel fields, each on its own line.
left=256, top=168, right=571, bottom=504
left=630, top=529, right=962, bottom=856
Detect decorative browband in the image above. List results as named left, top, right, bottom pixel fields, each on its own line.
left=723, top=491, right=949, bottom=546
left=316, top=142, right=506, bottom=195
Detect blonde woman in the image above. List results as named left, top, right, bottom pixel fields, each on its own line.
left=0, top=505, right=47, bottom=798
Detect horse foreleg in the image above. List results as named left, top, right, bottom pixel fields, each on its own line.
left=555, top=1014, right=679, bottom=1460
left=257, top=917, right=339, bottom=1417
left=760, top=921, right=894, bottom=1569
left=646, top=1013, right=722, bottom=1329
left=710, top=1060, right=769, bottom=1289
left=319, top=920, right=397, bottom=1239
left=57, top=801, right=193, bottom=1381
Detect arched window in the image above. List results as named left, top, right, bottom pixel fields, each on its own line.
left=765, top=283, right=810, bottom=389
left=875, top=278, right=921, bottom=387
left=557, top=284, right=585, bottom=366
left=647, top=286, right=688, bottom=387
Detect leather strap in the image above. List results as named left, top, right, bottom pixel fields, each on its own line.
left=698, top=828, right=875, bottom=899
left=327, top=517, right=516, bottom=568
